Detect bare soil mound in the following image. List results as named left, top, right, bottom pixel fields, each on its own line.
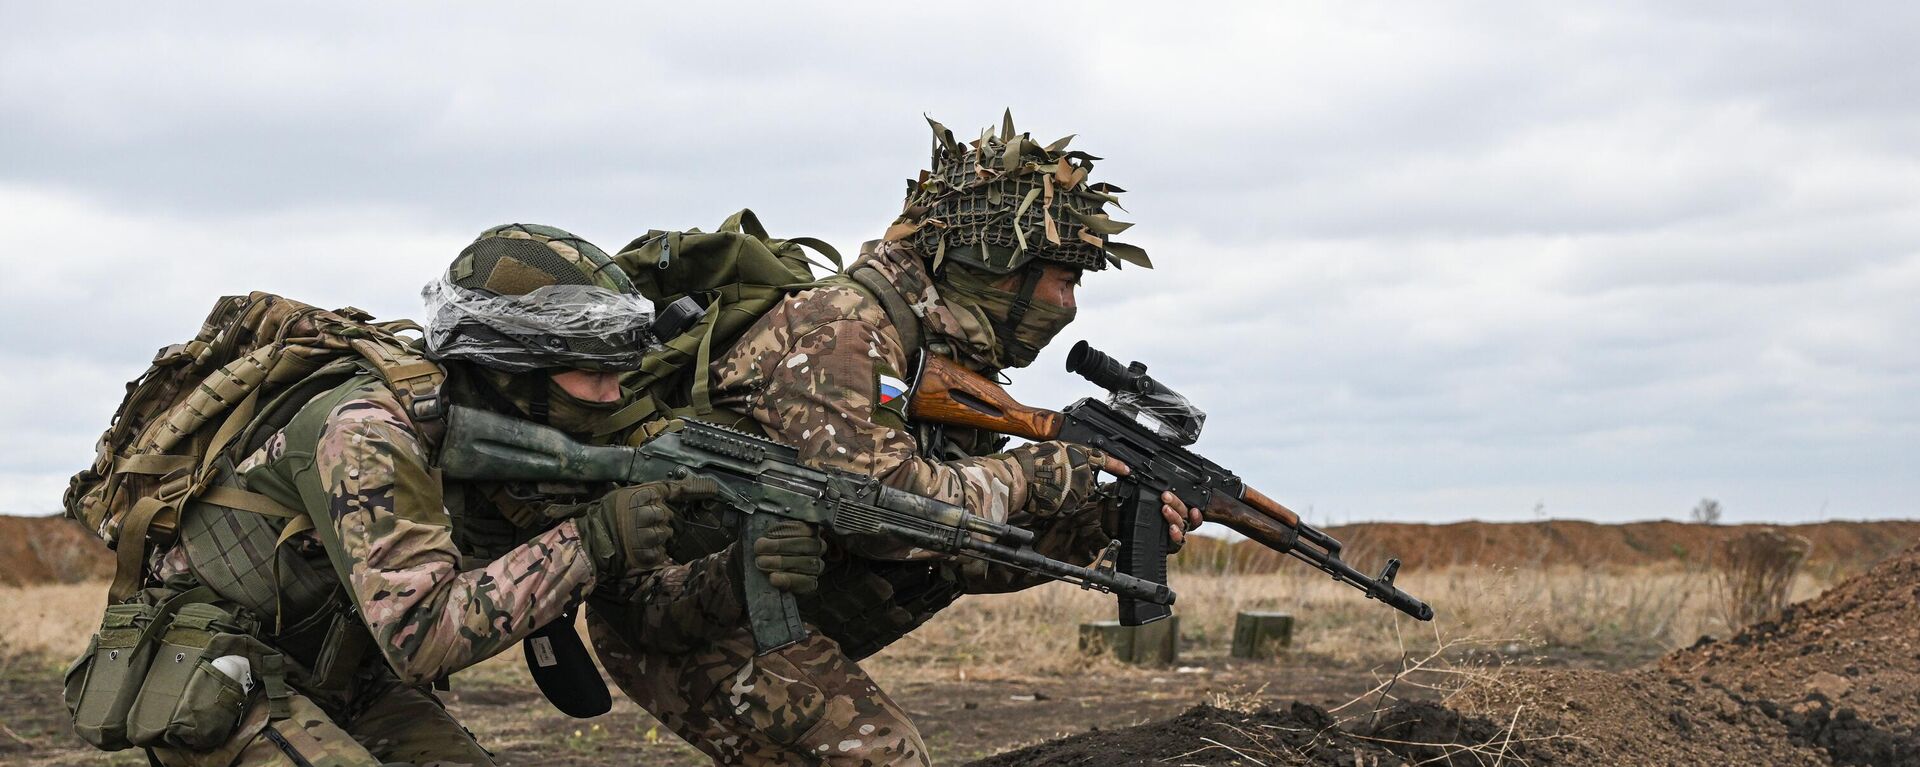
left=0, top=515, right=110, bottom=586
left=1180, top=519, right=1920, bottom=575
left=979, top=543, right=1920, bottom=766
left=969, top=700, right=1545, bottom=767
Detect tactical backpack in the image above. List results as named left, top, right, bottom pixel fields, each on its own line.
left=601, top=210, right=959, bottom=661
left=65, top=291, right=448, bottom=603
left=598, top=209, right=849, bottom=434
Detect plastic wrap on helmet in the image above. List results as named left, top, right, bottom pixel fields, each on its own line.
left=1109, top=388, right=1206, bottom=446
left=421, top=278, right=656, bottom=372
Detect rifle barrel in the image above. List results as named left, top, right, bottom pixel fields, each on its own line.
left=1288, top=543, right=1434, bottom=621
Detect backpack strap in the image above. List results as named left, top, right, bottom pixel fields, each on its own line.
left=784, top=236, right=846, bottom=274
left=111, top=491, right=182, bottom=602
left=347, top=337, right=448, bottom=449
left=845, top=265, right=925, bottom=371
left=685, top=299, right=726, bottom=417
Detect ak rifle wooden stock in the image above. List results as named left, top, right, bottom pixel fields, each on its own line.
left=908, top=354, right=1292, bottom=536
left=908, top=353, right=1435, bottom=622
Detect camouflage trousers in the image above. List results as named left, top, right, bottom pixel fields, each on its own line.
left=152, top=683, right=493, bottom=767
left=587, top=608, right=929, bottom=766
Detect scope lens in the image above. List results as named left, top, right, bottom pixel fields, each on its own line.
left=1066, top=340, right=1092, bottom=372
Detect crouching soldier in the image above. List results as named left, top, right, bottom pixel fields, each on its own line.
left=586, top=114, right=1202, bottom=766
left=69, top=225, right=719, bottom=766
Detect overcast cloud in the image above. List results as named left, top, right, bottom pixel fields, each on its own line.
left=2, top=2, right=1914, bottom=524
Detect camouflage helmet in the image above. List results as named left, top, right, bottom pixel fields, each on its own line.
left=887, top=111, right=1151, bottom=275
left=423, top=223, right=655, bottom=372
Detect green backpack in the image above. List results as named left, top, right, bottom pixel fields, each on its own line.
left=600, top=209, right=851, bottom=434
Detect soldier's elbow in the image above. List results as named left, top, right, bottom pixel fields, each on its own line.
left=377, top=641, right=453, bottom=687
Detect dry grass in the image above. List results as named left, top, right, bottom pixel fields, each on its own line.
left=865, top=562, right=1837, bottom=681
left=1710, top=528, right=1812, bottom=629
left=0, top=582, right=108, bottom=675
left=2, top=563, right=1838, bottom=683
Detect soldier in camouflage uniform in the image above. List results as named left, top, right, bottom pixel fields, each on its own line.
left=143, top=224, right=761, bottom=766
left=588, top=114, right=1204, bottom=766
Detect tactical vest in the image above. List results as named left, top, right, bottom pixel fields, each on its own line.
left=176, top=371, right=407, bottom=696
left=174, top=363, right=365, bottom=676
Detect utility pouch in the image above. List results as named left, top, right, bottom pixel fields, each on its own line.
left=307, top=610, right=370, bottom=693
left=64, top=600, right=166, bottom=750
left=127, top=602, right=272, bottom=751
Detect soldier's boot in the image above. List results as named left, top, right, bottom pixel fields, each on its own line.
left=588, top=610, right=930, bottom=766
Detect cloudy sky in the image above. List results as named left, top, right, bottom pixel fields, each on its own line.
left=2, top=2, right=1914, bottom=524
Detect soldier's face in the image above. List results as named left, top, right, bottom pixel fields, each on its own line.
left=991, top=264, right=1081, bottom=309
left=549, top=369, right=624, bottom=403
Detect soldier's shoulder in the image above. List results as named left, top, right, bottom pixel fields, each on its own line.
left=773, top=282, right=891, bottom=334
left=307, top=374, right=415, bottom=437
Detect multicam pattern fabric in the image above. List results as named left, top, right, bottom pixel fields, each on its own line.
left=588, top=616, right=928, bottom=767
left=600, top=238, right=1124, bottom=765
left=588, top=546, right=747, bottom=656
left=242, top=377, right=597, bottom=686
left=710, top=241, right=1030, bottom=553
left=152, top=686, right=493, bottom=767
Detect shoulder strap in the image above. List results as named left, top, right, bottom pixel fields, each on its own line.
left=347, top=337, right=448, bottom=450
left=845, top=266, right=924, bottom=365
left=783, top=236, right=846, bottom=274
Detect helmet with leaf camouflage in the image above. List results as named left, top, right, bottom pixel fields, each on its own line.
left=886, top=111, right=1150, bottom=275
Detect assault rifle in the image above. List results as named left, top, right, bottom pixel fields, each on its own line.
left=438, top=405, right=1177, bottom=656
left=908, top=341, right=1434, bottom=624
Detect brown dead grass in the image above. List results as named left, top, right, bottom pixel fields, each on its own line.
left=863, top=562, right=1838, bottom=683
left=3, top=563, right=1839, bottom=684
left=0, top=582, right=107, bottom=675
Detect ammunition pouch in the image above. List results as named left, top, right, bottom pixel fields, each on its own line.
left=65, top=588, right=293, bottom=753
left=127, top=602, right=286, bottom=751
left=65, top=597, right=173, bottom=750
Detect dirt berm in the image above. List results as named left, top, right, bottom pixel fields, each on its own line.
left=0, top=515, right=111, bottom=586
left=972, top=543, right=1920, bottom=766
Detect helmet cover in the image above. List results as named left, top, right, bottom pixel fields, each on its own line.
left=424, top=224, right=655, bottom=372
left=888, top=111, right=1150, bottom=275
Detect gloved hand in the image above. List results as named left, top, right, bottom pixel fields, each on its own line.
left=1006, top=440, right=1122, bottom=516
left=753, top=520, right=827, bottom=595
left=577, top=476, right=718, bottom=583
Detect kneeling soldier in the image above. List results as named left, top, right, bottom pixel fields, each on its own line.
left=124, top=225, right=713, bottom=766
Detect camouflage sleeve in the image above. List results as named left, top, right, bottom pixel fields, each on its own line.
left=310, top=390, right=597, bottom=685
left=588, top=546, right=744, bottom=655
left=756, top=318, right=1028, bottom=556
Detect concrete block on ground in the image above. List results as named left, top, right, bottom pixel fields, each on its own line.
left=1078, top=616, right=1179, bottom=666
left=1231, top=611, right=1294, bottom=659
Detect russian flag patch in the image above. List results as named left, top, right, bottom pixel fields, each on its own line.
left=877, top=374, right=909, bottom=405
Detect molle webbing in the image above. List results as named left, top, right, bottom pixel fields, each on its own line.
left=67, top=291, right=448, bottom=602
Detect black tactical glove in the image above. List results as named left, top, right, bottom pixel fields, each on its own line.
left=1007, top=440, right=1113, bottom=516
left=577, top=476, right=718, bottom=586
left=753, top=520, right=828, bottom=595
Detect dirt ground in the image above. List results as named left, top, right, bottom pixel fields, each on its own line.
left=0, top=653, right=1405, bottom=766
left=980, top=543, right=1920, bottom=767
left=5, top=521, right=1917, bottom=765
